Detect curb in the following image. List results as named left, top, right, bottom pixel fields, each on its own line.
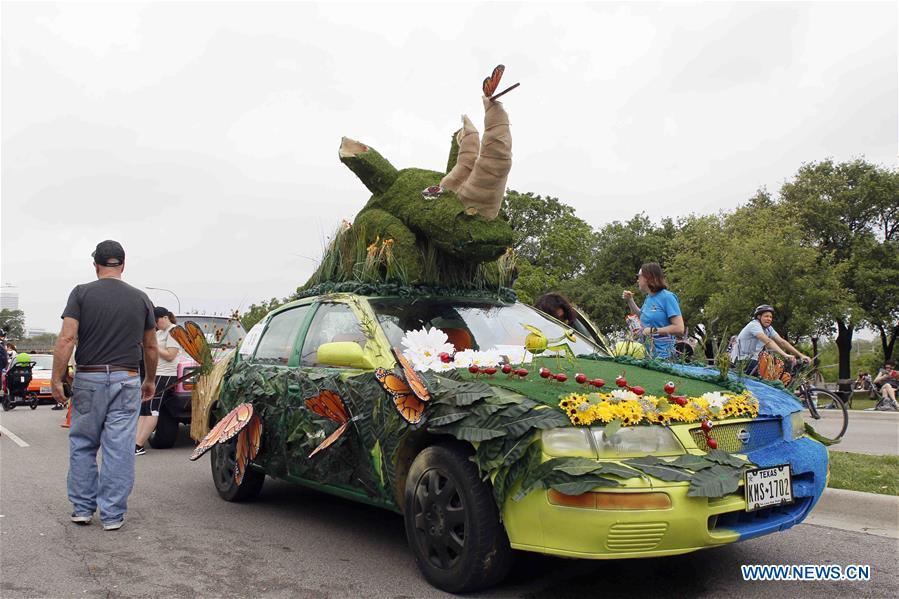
left=804, top=487, right=899, bottom=539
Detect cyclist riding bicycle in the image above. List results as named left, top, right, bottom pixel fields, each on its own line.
left=731, top=304, right=811, bottom=376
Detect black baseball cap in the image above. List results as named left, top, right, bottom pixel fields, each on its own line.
left=92, top=240, right=125, bottom=267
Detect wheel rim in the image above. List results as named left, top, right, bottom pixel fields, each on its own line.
left=412, top=468, right=466, bottom=570
left=212, top=441, right=236, bottom=489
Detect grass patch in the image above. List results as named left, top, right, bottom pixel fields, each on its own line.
left=828, top=451, right=899, bottom=495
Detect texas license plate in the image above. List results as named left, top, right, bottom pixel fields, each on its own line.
left=745, top=465, right=793, bottom=511
left=41, top=386, right=51, bottom=394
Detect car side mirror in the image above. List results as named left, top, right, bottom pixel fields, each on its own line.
left=315, top=341, right=375, bottom=370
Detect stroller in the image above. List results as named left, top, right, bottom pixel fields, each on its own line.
left=2, top=359, right=38, bottom=411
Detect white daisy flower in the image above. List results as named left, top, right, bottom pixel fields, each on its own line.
left=400, top=327, right=454, bottom=370
left=701, top=391, right=728, bottom=410
left=610, top=389, right=639, bottom=401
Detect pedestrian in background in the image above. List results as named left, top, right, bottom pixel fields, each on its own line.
left=135, top=307, right=181, bottom=455
left=0, top=329, right=8, bottom=374
left=621, top=262, right=685, bottom=359
left=51, top=240, right=157, bottom=531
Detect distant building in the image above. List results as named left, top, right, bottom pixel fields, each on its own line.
left=26, top=328, right=49, bottom=338
left=0, top=284, right=19, bottom=310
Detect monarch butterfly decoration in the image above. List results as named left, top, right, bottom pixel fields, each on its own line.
left=375, top=353, right=430, bottom=425
left=482, top=63, right=520, bottom=102
left=189, top=402, right=262, bottom=485
left=393, top=349, right=431, bottom=403
left=170, top=320, right=214, bottom=376
left=305, top=390, right=352, bottom=458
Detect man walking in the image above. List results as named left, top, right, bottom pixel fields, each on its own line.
left=51, top=240, right=158, bottom=530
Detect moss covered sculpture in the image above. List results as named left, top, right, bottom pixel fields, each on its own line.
left=304, top=90, right=517, bottom=290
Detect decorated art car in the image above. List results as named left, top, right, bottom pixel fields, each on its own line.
left=192, top=292, right=828, bottom=593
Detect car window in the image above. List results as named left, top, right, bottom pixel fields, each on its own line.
left=300, top=303, right=367, bottom=366
left=252, top=305, right=312, bottom=365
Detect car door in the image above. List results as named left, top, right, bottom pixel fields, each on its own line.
left=244, top=303, right=313, bottom=478
left=291, top=301, right=378, bottom=493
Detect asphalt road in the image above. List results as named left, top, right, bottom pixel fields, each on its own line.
left=1, top=407, right=897, bottom=599
left=824, top=410, right=899, bottom=455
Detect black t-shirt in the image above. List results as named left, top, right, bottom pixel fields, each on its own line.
left=62, top=278, right=156, bottom=369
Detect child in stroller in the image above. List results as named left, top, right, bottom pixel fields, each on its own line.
left=2, top=352, right=38, bottom=411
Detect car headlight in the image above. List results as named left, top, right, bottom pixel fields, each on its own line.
left=542, top=426, right=684, bottom=458
left=790, top=411, right=805, bottom=440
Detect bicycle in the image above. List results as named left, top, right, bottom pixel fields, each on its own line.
left=793, top=370, right=849, bottom=443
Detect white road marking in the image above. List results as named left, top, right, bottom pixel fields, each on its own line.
left=0, top=424, right=30, bottom=447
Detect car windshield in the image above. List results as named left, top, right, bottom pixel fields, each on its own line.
left=368, top=298, right=601, bottom=359
left=30, top=355, right=54, bottom=370
left=174, top=316, right=246, bottom=348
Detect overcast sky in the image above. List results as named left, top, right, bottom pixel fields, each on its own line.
left=2, top=1, right=896, bottom=332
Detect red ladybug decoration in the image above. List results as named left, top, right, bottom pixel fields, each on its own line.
left=615, top=375, right=628, bottom=388
left=575, top=373, right=587, bottom=384
left=554, top=373, right=568, bottom=383
left=501, top=363, right=513, bottom=374
left=593, top=378, right=606, bottom=388
left=672, top=395, right=688, bottom=407
left=706, top=438, right=718, bottom=450
left=539, top=368, right=553, bottom=379
left=516, top=368, right=529, bottom=378
left=484, top=366, right=497, bottom=376
left=663, top=381, right=676, bottom=395
left=439, top=352, right=452, bottom=364
left=630, top=386, right=645, bottom=396
left=468, top=365, right=480, bottom=374
left=700, top=420, right=713, bottom=433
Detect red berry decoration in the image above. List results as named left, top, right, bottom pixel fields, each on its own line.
left=663, top=381, right=676, bottom=395
left=539, top=368, right=553, bottom=379
left=554, top=373, right=568, bottom=383
left=484, top=366, right=497, bottom=376
left=615, top=375, right=628, bottom=388
left=516, top=368, right=529, bottom=378
left=672, top=395, right=688, bottom=407
left=439, top=352, right=452, bottom=364
left=501, top=363, right=513, bottom=374
left=468, top=365, right=480, bottom=374
left=706, top=438, right=718, bottom=450
left=700, top=420, right=713, bottom=433
left=631, top=385, right=645, bottom=396
left=575, top=373, right=588, bottom=385
left=592, top=378, right=605, bottom=388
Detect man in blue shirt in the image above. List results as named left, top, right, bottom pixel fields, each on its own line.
left=622, top=263, right=685, bottom=359
left=732, top=304, right=810, bottom=375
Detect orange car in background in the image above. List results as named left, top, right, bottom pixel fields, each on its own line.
left=26, top=354, right=58, bottom=405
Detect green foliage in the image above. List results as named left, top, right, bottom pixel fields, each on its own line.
left=241, top=297, right=285, bottom=331
left=0, top=309, right=26, bottom=340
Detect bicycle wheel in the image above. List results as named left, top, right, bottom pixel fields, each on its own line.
left=801, top=388, right=848, bottom=442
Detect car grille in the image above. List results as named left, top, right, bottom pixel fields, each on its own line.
left=690, top=418, right=782, bottom=453
left=605, top=522, right=668, bottom=552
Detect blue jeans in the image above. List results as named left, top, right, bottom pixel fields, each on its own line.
left=68, top=370, right=140, bottom=524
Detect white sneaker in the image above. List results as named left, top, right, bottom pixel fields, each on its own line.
left=71, top=513, right=92, bottom=525
left=102, top=520, right=124, bottom=531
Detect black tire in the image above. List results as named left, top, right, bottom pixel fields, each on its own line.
left=210, top=439, right=265, bottom=501
left=149, top=409, right=179, bottom=449
left=803, top=388, right=849, bottom=442
left=29, top=398, right=38, bottom=410
left=2, top=395, right=14, bottom=411
left=404, top=442, right=512, bottom=593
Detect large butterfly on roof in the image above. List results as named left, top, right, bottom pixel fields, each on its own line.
left=170, top=320, right=214, bottom=376
left=189, top=403, right=261, bottom=484
left=305, top=390, right=352, bottom=458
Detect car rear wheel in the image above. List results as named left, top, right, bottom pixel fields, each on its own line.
left=404, top=442, right=512, bottom=593
left=210, top=439, right=265, bottom=502
left=149, top=409, right=179, bottom=449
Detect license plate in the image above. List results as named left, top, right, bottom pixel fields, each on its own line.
left=41, top=386, right=51, bottom=394
left=745, top=465, right=793, bottom=512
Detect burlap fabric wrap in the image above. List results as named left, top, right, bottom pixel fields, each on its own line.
left=440, top=97, right=511, bottom=220
left=441, top=115, right=479, bottom=191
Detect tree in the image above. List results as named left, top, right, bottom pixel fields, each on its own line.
left=241, top=297, right=285, bottom=331
left=853, top=237, right=899, bottom=360
left=779, top=159, right=898, bottom=379
left=0, top=309, right=26, bottom=340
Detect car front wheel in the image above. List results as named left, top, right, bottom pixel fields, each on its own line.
left=404, top=442, right=512, bottom=593
left=210, top=439, right=265, bottom=502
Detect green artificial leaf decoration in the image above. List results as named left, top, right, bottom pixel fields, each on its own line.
left=705, top=448, right=751, bottom=468
left=687, top=464, right=743, bottom=497
left=552, top=458, right=641, bottom=479
left=603, top=419, right=622, bottom=439
left=444, top=424, right=506, bottom=442
left=804, top=422, right=839, bottom=446
left=546, top=474, right=620, bottom=495
left=426, top=411, right=470, bottom=427
left=623, top=457, right=693, bottom=482
left=371, top=440, right=384, bottom=487
left=668, top=454, right=716, bottom=471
